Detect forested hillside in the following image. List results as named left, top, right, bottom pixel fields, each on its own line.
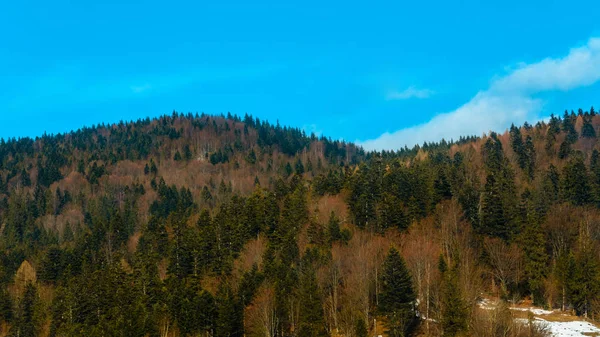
left=0, top=109, right=599, bottom=337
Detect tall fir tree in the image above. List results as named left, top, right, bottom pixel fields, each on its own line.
left=440, top=268, right=468, bottom=337
left=378, top=248, right=416, bottom=337
left=297, top=269, right=328, bottom=337
left=520, top=214, right=548, bottom=304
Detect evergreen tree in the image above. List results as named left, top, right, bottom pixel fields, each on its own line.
left=297, top=269, right=328, bottom=337
left=581, top=117, right=596, bottom=138
left=215, top=284, right=244, bottom=337
left=327, top=211, right=342, bottom=243
left=561, top=154, right=592, bottom=205
left=378, top=248, right=416, bottom=337
left=480, top=136, right=518, bottom=240
left=569, top=230, right=600, bottom=317
left=174, top=150, right=182, bottom=161
left=295, top=158, right=305, bottom=175
left=440, top=268, right=468, bottom=337
left=355, top=317, right=368, bottom=337
left=183, top=144, right=193, bottom=160
left=520, top=215, right=548, bottom=304
left=545, top=114, right=561, bottom=154
left=0, top=288, right=13, bottom=324
left=12, top=282, right=41, bottom=337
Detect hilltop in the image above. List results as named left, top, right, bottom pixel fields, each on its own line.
left=0, top=109, right=600, bottom=337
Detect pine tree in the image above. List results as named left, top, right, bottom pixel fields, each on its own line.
left=183, top=144, right=193, bottom=160
left=480, top=136, right=518, bottom=240
left=581, top=117, right=596, bottom=138
left=378, top=248, right=416, bottom=337
left=284, top=162, right=293, bottom=177
left=355, top=317, right=368, bottom=337
left=569, top=229, right=600, bottom=317
left=555, top=252, right=575, bottom=312
left=295, top=158, right=305, bottom=175
left=215, top=284, right=244, bottom=337
left=12, top=282, right=41, bottom=337
left=545, top=114, right=561, bottom=155
left=523, top=135, right=536, bottom=180
left=297, top=269, right=328, bottom=337
left=520, top=215, right=548, bottom=304
left=174, top=150, right=182, bottom=161
left=440, top=268, right=468, bottom=337
left=561, top=154, right=592, bottom=205
left=0, top=288, right=13, bottom=324
left=327, top=211, right=342, bottom=243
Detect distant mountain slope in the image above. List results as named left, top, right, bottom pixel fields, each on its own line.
left=0, top=108, right=599, bottom=337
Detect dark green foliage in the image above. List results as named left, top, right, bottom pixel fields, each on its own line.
left=3, top=109, right=600, bottom=335
left=295, top=158, right=305, bottom=175
left=0, top=288, right=13, bottom=323
left=11, top=282, right=41, bottom=337
left=480, top=135, right=518, bottom=240
left=441, top=268, right=468, bottom=337
left=215, top=284, right=244, bottom=337
left=569, top=233, right=600, bottom=317
left=183, top=144, right=193, bottom=160
left=210, top=150, right=230, bottom=165
left=378, top=248, right=416, bottom=337
left=168, top=279, right=216, bottom=336
left=377, top=192, right=409, bottom=232
left=39, top=247, right=66, bottom=284
left=562, top=111, right=579, bottom=144
left=149, top=159, right=158, bottom=174
left=20, top=169, right=31, bottom=187
left=355, top=317, right=368, bottom=337
left=561, top=154, right=592, bottom=205
left=559, top=140, right=571, bottom=159
left=246, top=149, right=257, bottom=164
left=327, top=211, right=342, bottom=243
left=238, top=264, right=264, bottom=307
left=284, top=162, right=293, bottom=177
left=520, top=215, right=548, bottom=303
left=297, top=269, right=328, bottom=337
left=174, top=150, right=182, bottom=161
left=582, top=117, right=596, bottom=138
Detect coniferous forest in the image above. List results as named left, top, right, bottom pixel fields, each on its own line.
left=1, top=109, right=600, bottom=336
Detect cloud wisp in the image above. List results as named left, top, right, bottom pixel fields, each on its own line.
left=386, top=86, right=434, bottom=100
left=360, top=37, right=600, bottom=151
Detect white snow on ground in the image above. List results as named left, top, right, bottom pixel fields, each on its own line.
left=517, top=317, right=600, bottom=337
left=511, top=307, right=554, bottom=315
left=480, top=299, right=600, bottom=336
left=478, top=298, right=496, bottom=310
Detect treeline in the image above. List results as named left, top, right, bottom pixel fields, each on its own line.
left=0, top=108, right=599, bottom=336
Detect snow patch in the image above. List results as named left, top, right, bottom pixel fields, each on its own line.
left=517, top=317, right=600, bottom=337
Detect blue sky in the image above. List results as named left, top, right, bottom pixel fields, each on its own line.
left=2, top=0, right=600, bottom=150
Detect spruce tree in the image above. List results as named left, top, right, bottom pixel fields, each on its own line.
left=581, top=117, right=596, bottom=138
left=327, top=211, right=342, bottom=243
left=378, top=248, right=416, bottom=337
left=561, top=154, right=592, bottom=205
left=215, top=284, right=244, bottom=337
left=12, top=282, right=41, bottom=337
left=520, top=215, right=548, bottom=304
left=297, top=269, right=328, bottom=337
left=355, top=317, right=368, bottom=337
left=569, top=230, right=600, bottom=317
left=480, top=136, right=518, bottom=240
left=441, top=268, right=468, bottom=337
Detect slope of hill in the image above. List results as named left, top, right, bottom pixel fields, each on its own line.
left=0, top=109, right=599, bottom=337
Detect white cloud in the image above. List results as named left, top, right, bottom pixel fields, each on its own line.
left=359, top=37, right=600, bottom=151
left=386, top=86, right=434, bottom=100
